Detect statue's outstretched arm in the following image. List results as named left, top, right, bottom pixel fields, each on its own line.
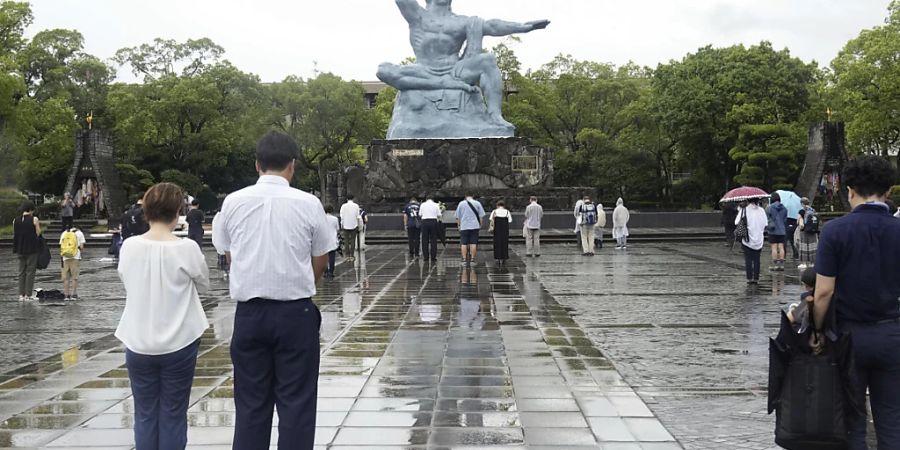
left=483, top=19, right=550, bottom=37
left=395, top=0, right=423, bottom=24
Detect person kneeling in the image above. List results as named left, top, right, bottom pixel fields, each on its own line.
left=115, top=183, right=209, bottom=450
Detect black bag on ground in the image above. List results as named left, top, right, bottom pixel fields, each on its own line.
left=768, top=310, right=863, bottom=450
left=36, top=237, right=51, bottom=270
left=35, top=289, right=66, bottom=300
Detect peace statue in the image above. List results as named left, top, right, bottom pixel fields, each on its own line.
left=377, top=0, right=550, bottom=139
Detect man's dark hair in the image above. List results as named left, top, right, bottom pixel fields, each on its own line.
left=20, top=200, right=34, bottom=213
left=843, top=155, right=896, bottom=198
left=256, top=131, right=299, bottom=172
left=191, top=199, right=200, bottom=207
left=771, top=193, right=781, bottom=203
left=325, top=205, right=334, bottom=214
left=749, top=198, right=759, bottom=205
left=426, top=194, right=434, bottom=200
left=347, top=194, right=355, bottom=201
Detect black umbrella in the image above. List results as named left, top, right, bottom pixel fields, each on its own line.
left=768, top=310, right=864, bottom=449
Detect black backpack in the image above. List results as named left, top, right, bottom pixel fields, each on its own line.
left=804, top=208, right=820, bottom=234
left=122, top=206, right=149, bottom=239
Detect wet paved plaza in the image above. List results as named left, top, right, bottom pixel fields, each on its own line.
left=0, top=242, right=808, bottom=449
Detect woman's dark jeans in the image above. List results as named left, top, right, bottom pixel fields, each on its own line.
left=742, top=244, right=761, bottom=281
left=126, top=339, right=200, bottom=450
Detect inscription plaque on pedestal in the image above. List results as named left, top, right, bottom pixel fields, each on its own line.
left=391, top=149, right=425, bottom=157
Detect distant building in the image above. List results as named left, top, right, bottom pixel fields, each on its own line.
left=361, top=81, right=388, bottom=108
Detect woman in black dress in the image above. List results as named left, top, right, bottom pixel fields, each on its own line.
left=13, top=201, right=42, bottom=301
left=490, top=201, right=512, bottom=265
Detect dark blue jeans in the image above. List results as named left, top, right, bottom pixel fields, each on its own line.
left=125, top=339, right=200, bottom=450
left=742, top=244, right=761, bottom=281
left=407, top=226, right=421, bottom=256
left=327, top=250, right=336, bottom=275
left=231, top=298, right=321, bottom=450
left=843, top=320, right=900, bottom=450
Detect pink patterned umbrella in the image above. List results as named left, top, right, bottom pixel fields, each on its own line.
left=720, top=186, right=770, bottom=203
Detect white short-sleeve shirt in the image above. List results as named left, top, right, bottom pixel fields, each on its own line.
left=213, top=175, right=336, bottom=302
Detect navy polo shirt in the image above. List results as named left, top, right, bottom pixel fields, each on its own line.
left=816, top=203, right=900, bottom=323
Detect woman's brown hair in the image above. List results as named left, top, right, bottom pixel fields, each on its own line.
left=143, top=183, right=184, bottom=223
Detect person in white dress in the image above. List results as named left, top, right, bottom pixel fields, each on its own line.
left=116, top=183, right=209, bottom=450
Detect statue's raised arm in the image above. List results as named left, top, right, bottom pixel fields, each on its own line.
left=394, top=0, right=423, bottom=24
left=483, top=19, right=551, bottom=37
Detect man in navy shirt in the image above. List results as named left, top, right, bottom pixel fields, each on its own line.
left=813, top=155, right=900, bottom=449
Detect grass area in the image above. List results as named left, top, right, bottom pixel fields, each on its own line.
left=0, top=224, right=11, bottom=238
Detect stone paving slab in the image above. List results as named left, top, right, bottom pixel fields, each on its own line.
left=0, top=246, right=680, bottom=449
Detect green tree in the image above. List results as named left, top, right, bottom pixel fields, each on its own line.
left=109, top=39, right=267, bottom=194
left=653, top=42, right=817, bottom=200
left=729, top=123, right=806, bottom=190
left=831, top=1, right=900, bottom=158
left=0, top=1, right=31, bottom=187
left=270, top=73, right=379, bottom=193
left=504, top=54, right=661, bottom=201
left=11, top=97, right=77, bottom=193
left=115, top=163, right=154, bottom=202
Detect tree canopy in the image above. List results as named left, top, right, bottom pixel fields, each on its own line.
left=2, top=1, right=898, bottom=210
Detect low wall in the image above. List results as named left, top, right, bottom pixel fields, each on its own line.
left=364, top=210, right=721, bottom=231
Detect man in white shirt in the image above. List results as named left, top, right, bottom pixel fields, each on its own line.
left=212, top=132, right=335, bottom=450
left=419, top=194, right=442, bottom=262
left=524, top=196, right=544, bottom=257
left=339, top=195, right=361, bottom=261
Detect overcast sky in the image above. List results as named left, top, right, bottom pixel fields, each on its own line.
left=29, top=0, right=892, bottom=83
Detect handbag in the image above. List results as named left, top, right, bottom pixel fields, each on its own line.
left=734, top=208, right=749, bottom=242
left=36, top=237, right=51, bottom=270
left=769, top=303, right=863, bottom=450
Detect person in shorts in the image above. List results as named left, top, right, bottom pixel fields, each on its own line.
left=455, top=193, right=485, bottom=266
left=766, top=193, right=788, bottom=271
left=60, top=226, right=85, bottom=300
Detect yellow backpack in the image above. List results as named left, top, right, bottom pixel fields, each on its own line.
left=60, top=230, right=78, bottom=258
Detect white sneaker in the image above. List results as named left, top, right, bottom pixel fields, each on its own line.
left=797, top=263, right=808, bottom=270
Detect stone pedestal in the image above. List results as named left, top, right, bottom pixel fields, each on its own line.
left=325, top=137, right=593, bottom=212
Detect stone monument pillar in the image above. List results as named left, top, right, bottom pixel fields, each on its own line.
left=64, top=130, right=127, bottom=221
left=795, top=122, right=850, bottom=211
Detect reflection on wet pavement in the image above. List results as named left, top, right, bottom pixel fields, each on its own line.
left=0, top=246, right=684, bottom=449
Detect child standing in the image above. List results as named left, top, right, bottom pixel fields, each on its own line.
left=786, top=267, right=817, bottom=332
left=59, top=226, right=86, bottom=300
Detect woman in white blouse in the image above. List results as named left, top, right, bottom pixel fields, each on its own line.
left=116, top=183, right=209, bottom=450
left=735, top=198, right=768, bottom=284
